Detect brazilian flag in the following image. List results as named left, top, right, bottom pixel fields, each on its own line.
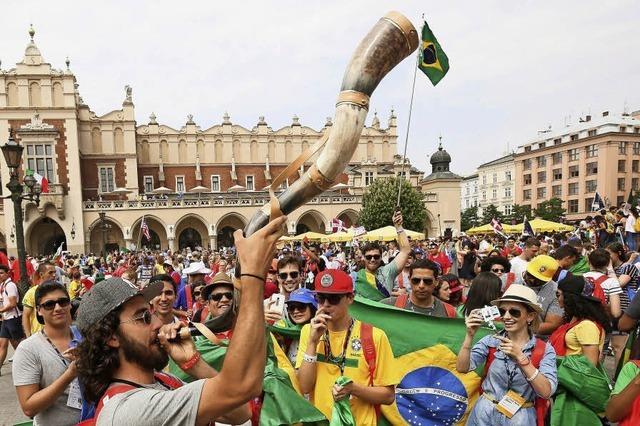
left=418, top=19, right=450, bottom=86
left=349, top=296, right=491, bottom=425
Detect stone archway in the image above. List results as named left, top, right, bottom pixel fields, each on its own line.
left=179, top=228, right=202, bottom=250
left=27, top=217, right=67, bottom=256
left=295, top=210, right=327, bottom=234
left=132, top=216, right=168, bottom=251
left=88, top=217, right=125, bottom=254
left=216, top=213, right=246, bottom=249
left=336, top=209, right=358, bottom=228
left=175, top=214, right=209, bottom=250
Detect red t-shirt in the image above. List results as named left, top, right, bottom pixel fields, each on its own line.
left=11, top=258, right=34, bottom=283
left=501, top=246, right=523, bottom=257
left=428, top=252, right=452, bottom=274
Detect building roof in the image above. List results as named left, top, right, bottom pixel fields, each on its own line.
left=477, top=154, right=514, bottom=169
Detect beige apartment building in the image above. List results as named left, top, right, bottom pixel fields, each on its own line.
left=476, top=154, right=515, bottom=216
left=514, top=110, right=640, bottom=220
left=0, top=29, right=460, bottom=255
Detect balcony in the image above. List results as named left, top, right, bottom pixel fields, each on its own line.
left=83, top=193, right=362, bottom=211
left=24, top=183, right=66, bottom=221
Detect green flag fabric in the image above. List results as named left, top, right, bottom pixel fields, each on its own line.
left=329, top=376, right=356, bottom=426
left=418, top=20, right=450, bottom=86
left=355, top=269, right=386, bottom=301
left=348, top=296, right=491, bottom=425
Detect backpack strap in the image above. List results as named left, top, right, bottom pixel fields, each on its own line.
left=394, top=293, right=408, bottom=308
left=530, top=339, right=549, bottom=426
left=442, top=301, right=456, bottom=318
left=360, top=322, right=380, bottom=420
left=185, top=285, right=193, bottom=311
left=154, top=371, right=183, bottom=389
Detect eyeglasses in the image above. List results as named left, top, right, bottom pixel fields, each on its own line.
left=491, top=268, right=505, bottom=273
left=317, top=293, right=346, bottom=305
left=120, top=309, right=154, bottom=326
left=410, top=277, right=436, bottom=286
left=278, top=271, right=299, bottom=280
left=39, top=297, right=71, bottom=311
left=193, top=291, right=201, bottom=297
left=209, top=291, right=234, bottom=302
left=287, top=302, right=310, bottom=313
left=365, top=254, right=381, bottom=261
left=498, top=308, right=524, bottom=319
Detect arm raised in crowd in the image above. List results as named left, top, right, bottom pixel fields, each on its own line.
left=391, top=210, right=411, bottom=272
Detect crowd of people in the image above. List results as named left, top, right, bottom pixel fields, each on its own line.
left=2, top=206, right=640, bottom=425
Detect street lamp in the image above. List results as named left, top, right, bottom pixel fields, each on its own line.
left=2, top=128, right=41, bottom=288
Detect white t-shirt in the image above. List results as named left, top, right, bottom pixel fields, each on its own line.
left=510, top=256, right=529, bottom=285
left=1, top=279, right=20, bottom=320
left=626, top=215, right=637, bottom=233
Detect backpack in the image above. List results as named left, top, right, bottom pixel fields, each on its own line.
left=2, top=279, right=25, bottom=313
left=583, top=274, right=608, bottom=305
left=482, top=338, right=548, bottom=426
left=77, top=372, right=183, bottom=426
left=549, top=319, right=604, bottom=357
left=394, top=293, right=457, bottom=317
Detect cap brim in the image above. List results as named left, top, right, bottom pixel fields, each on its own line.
left=141, top=280, right=164, bottom=302
left=491, top=296, right=542, bottom=313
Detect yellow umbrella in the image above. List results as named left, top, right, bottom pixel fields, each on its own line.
left=326, top=228, right=356, bottom=242
left=465, top=223, right=519, bottom=235
left=287, top=231, right=329, bottom=242
left=512, top=218, right=574, bottom=233
left=364, top=226, right=425, bottom=241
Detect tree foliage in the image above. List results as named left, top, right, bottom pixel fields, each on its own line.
left=508, top=204, right=533, bottom=224
left=481, top=204, right=503, bottom=225
left=461, top=206, right=480, bottom=231
left=533, top=197, right=566, bottom=222
left=358, top=177, right=426, bottom=231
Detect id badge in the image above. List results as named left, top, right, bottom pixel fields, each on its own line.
left=67, top=379, right=83, bottom=410
left=496, top=390, right=526, bottom=419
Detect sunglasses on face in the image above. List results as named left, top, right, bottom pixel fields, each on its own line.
left=209, top=292, right=234, bottom=302
left=287, top=302, right=310, bottom=313
left=491, top=268, right=505, bottom=273
left=39, top=297, right=71, bottom=311
left=410, top=277, right=435, bottom=286
left=120, top=309, right=154, bottom=326
left=498, top=308, right=524, bottom=319
left=317, top=293, right=346, bottom=305
left=365, top=254, right=381, bottom=261
left=193, top=291, right=201, bottom=297
left=278, top=271, right=299, bottom=280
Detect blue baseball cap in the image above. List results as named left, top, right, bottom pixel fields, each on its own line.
left=286, top=288, right=318, bottom=309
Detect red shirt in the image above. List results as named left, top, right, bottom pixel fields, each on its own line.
left=428, top=252, right=452, bottom=274
left=501, top=246, right=523, bottom=257
left=11, top=258, right=34, bottom=283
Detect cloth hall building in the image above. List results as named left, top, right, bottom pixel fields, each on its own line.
left=0, top=30, right=461, bottom=255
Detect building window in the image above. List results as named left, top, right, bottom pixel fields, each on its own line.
left=633, top=178, right=639, bottom=190
left=98, top=166, right=115, bottom=193
left=175, top=176, right=185, bottom=193
left=26, top=143, right=55, bottom=182
left=524, top=174, right=532, bottom=185
left=246, top=175, right=255, bottom=191
left=482, top=175, right=487, bottom=185
left=618, top=159, right=626, bottom=172
left=588, top=129, right=597, bottom=137
left=211, top=175, right=220, bottom=192
left=552, top=169, right=562, bottom=180
left=537, top=187, right=546, bottom=199
left=466, top=187, right=470, bottom=195
left=482, top=191, right=487, bottom=200
left=618, top=178, right=626, bottom=191
left=620, top=126, right=627, bottom=133
left=619, top=141, right=628, bottom=155
left=568, top=148, right=579, bottom=161
left=569, top=165, right=579, bottom=178
left=143, top=176, right=154, bottom=193
left=524, top=146, right=531, bottom=153
left=537, top=156, right=546, bottom=167
left=492, top=173, right=497, bottom=183
left=538, top=142, right=546, bottom=149
left=552, top=185, right=562, bottom=197
left=504, top=204, right=513, bottom=215
left=523, top=159, right=532, bottom=170
left=505, top=171, right=512, bottom=181
left=634, top=160, right=640, bottom=173
left=570, top=134, right=579, bottom=141
left=364, top=171, right=374, bottom=186
left=492, top=189, right=497, bottom=199
left=466, top=199, right=470, bottom=208
left=586, top=180, right=597, bottom=193
left=554, top=138, right=562, bottom=145
left=568, top=182, right=579, bottom=195
left=618, top=196, right=625, bottom=206
left=505, top=187, right=512, bottom=198
left=586, top=145, right=598, bottom=158
left=586, top=162, right=598, bottom=175
left=537, top=171, right=546, bottom=183
left=585, top=198, right=594, bottom=212
left=568, top=199, right=579, bottom=213
left=552, top=152, right=562, bottom=164
left=523, top=189, right=531, bottom=201
left=634, top=142, right=640, bottom=155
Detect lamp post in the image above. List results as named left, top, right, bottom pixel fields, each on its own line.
left=2, top=129, right=41, bottom=288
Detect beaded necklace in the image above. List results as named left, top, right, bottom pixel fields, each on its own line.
left=323, top=318, right=355, bottom=374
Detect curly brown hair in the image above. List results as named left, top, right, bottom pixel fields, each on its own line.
left=76, top=310, right=121, bottom=404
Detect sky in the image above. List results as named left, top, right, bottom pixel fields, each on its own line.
left=2, top=1, right=639, bottom=176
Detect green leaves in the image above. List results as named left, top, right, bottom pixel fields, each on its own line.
left=358, top=177, right=426, bottom=232
left=461, top=206, right=480, bottom=231
left=533, top=197, right=566, bottom=222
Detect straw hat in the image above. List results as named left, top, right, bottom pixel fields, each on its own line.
left=491, top=284, right=542, bottom=313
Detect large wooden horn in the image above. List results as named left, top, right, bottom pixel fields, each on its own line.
left=244, top=12, right=419, bottom=237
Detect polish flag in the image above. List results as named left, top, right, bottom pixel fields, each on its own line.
left=33, top=172, right=49, bottom=193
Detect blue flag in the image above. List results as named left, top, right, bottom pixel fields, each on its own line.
left=592, top=192, right=605, bottom=211
left=522, top=216, right=535, bottom=237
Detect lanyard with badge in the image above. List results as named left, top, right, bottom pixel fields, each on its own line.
left=495, top=347, right=528, bottom=419
left=41, top=329, right=83, bottom=410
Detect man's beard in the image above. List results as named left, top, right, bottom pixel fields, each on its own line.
left=117, top=330, right=168, bottom=371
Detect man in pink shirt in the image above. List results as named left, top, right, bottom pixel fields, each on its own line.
left=427, top=242, right=451, bottom=275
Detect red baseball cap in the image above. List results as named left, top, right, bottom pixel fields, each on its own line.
left=314, top=269, right=354, bottom=294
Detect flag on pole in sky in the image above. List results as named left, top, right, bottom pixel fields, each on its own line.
left=592, top=191, right=606, bottom=211
left=418, top=19, right=450, bottom=86
left=330, top=217, right=346, bottom=233
left=522, top=216, right=535, bottom=237
left=140, top=216, right=151, bottom=241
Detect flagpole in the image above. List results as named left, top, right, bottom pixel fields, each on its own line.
left=396, top=21, right=422, bottom=208
left=138, top=215, right=144, bottom=251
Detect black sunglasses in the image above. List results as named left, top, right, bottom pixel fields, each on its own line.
left=317, top=293, right=346, bottom=305
left=209, top=292, right=234, bottom=302
left=278, top=271, right=299, bottom=280
left=498, top=308, right=524, bottom=319
left=491, top=268, right=505, bottom=273
left=287, top=302, right=310, bottom=312
left=39, top=297, right=71, bottom=311
left=410, top=277, right=435, bottom=286
left=120, top=309, right=154, bottom=326
left=193, top=291, right=201, bottom=296
left=365, top=254, right=381, bottom=261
